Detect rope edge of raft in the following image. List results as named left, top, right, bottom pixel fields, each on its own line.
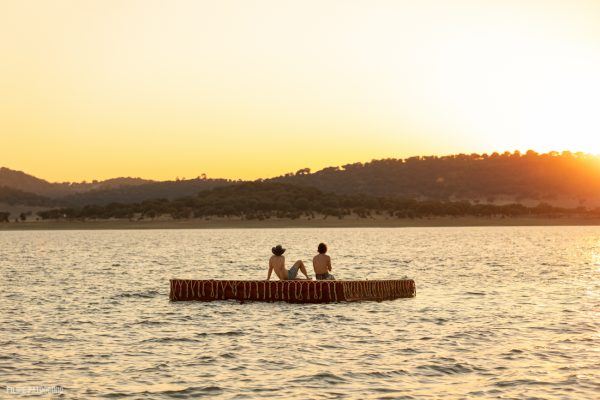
left=169, top=279, right=416, bottom=302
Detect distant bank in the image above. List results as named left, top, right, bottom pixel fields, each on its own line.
left=2, top=216, right=600, bottom=230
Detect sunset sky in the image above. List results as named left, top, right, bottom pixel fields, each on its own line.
left=1, top=0, right=599, bottom=182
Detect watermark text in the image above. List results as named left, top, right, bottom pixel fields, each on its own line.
left=6, top=386, right=64, bottom=395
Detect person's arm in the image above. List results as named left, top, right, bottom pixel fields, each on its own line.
left=267, top=259, right=273, bottom=280
left=328, top=257, right=332, bottom=272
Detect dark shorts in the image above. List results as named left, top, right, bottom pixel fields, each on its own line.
left=287, top=264, right=300, bottom=280
left=315, top=273, right=335, bottom=280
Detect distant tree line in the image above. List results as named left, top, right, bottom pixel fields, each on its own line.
left=59, top=177, right=235, bottom=206
left=0, top=211, right=32, bottom=223
left=35, top=182, right=598, bottom=222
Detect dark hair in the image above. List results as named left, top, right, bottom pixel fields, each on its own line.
left=318, top=243, right=327, bottom=254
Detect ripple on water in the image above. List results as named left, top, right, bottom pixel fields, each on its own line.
left=112, top=290, right=161, bottom=299
left=345, top=369, right=409, bottom=379
left=196, top=330, right=245, bottom=337
left=106, top=385, right=224, bottom=399
left=291, top=372, right=347, bottom=385
left=141, top=337, right=201, bottom=344
left=416, top=362, right=474, bottom=376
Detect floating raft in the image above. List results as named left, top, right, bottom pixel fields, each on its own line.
left=169, top=279, right=416, bottom=303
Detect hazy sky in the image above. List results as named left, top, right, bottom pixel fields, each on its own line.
left=1, top=0, right=599, bottom=181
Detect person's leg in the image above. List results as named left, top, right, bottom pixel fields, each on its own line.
left=293, top=260, right=310, bottom=279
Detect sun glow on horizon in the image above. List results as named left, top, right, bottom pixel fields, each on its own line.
left=1, top=0, right=600, bottom=182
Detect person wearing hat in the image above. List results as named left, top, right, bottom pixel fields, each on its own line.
left=267, top=245, right=311, bottom=280
left=312, top=242, right=335, bottom=280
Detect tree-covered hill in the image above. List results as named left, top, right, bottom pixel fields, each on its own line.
left=4, top=151, right=600, bottom=208
left=0, top=167, right=233, bottom=206
left=0, top=186, right=56, bottom=207
left=0, top=167, right=154, bottom=197
left=272, top=151, right=600, bottom=205
left=0, top=168, right=61, bottom=197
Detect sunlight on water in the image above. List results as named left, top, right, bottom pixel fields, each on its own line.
left=1, top=227, right=599, bottom=398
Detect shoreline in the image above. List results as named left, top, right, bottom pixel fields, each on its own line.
left=2, top=216, right=600, bottom=230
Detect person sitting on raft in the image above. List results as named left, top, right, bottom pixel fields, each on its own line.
left=267, top=245, right=311, bottom=280
left=313, top=242, right=335, bottom=280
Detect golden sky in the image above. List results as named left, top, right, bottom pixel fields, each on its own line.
left=1, top=0, right=599, bottom=182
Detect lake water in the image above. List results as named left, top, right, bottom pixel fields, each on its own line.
left=0, top=227, right=598, bottom=399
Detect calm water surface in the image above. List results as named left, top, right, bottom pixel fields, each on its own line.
left=1, top=227, right=599, bottom=399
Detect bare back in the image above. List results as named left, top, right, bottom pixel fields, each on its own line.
left=269, top=255, right=288, bottom=280
left=312, top=253, right=331, bottom=275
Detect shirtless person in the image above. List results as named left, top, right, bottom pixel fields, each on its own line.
left=267, top=245, right=311, bottom=280
left=313, top=243, right=335, bottom=280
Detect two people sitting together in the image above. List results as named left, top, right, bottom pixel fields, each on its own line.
left=267, top=243, right=335, bottom=281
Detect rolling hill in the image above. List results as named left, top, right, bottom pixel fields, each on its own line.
left=2, top=151, right=600, bottom=209
left=0, top=167, right=154, bottom=197
left=272, top=151, right=600, bottom=207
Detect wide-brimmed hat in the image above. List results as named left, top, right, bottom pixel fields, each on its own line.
left=272, top=245, right=286, bottom=256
